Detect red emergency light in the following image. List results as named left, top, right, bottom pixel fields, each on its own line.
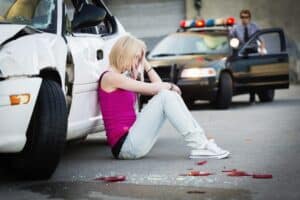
left=180, top=20, right=186, bottom=28
left=195, top=19, right=205, bottom=27
left=226, top=17, right=235, bottom=26
left=180, top=17, right=235, bottom=29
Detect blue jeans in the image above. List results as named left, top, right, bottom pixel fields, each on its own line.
left=118, top=89, right=209, bottom=159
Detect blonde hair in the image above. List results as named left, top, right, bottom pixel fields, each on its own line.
left=109, top=35, right=146, bottom=72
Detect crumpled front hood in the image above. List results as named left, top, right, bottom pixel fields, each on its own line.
left=0, top=24, right=39, bottom=47
left=0, top=25, right=61, bottom=78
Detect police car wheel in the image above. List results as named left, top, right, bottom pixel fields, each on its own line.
left=257, top=89, right=275, bottom=102
left=216, top=73, right=233, bottom=109
left=10, top=79, right=68, bottom=180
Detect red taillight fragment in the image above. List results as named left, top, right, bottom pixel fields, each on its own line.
left=227, top=170, right=251, bottom=177
left=179, top=171, right=212, bottom=176
left=197, top=160, right=207, bottom=165
left=94, top=175, right=126, bottom=182
left=252, top=174, right=273, bottom=179
left=189, top=171, right=212, bottom=176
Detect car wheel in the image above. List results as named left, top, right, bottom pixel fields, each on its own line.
left=215, top=73, right=233, bottom=109
left=10, top=79, right=68, bottom=180
left=257, top=89, right=275, bottom=102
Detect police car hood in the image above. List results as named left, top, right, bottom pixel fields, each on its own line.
left=148, top=54, right=226, bottom=68
left=0, top=24, right=39, bottom=47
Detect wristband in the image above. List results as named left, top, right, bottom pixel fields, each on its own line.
left=146, top=67, right=153, bottom=73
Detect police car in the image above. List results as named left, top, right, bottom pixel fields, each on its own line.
left=140, top=17, right=289, bottom=109
left=0, top=0, right=127, bottom=179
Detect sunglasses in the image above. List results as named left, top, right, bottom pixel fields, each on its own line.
left=240, top=15, right=250, bottom=19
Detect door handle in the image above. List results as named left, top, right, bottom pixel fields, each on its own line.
left=97, top=49, right=103, bottom=60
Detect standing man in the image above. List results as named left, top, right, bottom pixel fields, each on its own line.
left=230, top=9, right=265, bottom=103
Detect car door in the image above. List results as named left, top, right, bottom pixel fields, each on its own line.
left=65, top=1, right=107, bottom=139
left=230, top=28, right=289, bottom=91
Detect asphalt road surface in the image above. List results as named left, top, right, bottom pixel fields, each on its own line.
left=1, top=85, right=300, bottom=200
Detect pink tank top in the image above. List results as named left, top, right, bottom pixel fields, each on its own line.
left=98, top=70, right=137, bottom=147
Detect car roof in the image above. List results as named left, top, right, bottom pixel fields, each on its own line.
left=176, top=27, right=231, bottom=35
left=168, top=29, right=229, bottom=38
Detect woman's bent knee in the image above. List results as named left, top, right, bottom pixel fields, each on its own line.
left=158, top=89, right=178, bottom=98
left=157, top=89, right=180, bottom=102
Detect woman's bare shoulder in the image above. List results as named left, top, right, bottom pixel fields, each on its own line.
left=100, top=70, right=118, bottom=92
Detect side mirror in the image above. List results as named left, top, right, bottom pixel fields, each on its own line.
left=72, top=4, right=106, bottom=30
left=229, top=38, right=240, bottom=49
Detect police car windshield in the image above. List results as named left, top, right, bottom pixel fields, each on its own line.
left=150, top=32, right=229, bottom=57
left=0, top=0, right=57, bottom=33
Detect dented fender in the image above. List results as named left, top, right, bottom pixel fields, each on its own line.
left=0, top=26, right=67, bottom=87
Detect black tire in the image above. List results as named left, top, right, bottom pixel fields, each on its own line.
left=215, top=73, right=233, bottom=109
left=257, top=89, right=275, bottom=102
left=10, top=79, right=68, bottom=180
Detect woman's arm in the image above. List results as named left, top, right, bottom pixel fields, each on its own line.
left=144, top=59, right=162, bottom=83
left=105, top=71, right=171, bottom=96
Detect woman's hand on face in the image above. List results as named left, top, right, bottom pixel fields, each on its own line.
left=130, top=66, right=139, bottom=80
left=131, top=49, right=145, bottom=80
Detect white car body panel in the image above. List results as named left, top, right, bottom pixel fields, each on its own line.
left=0, top=24, right=28, bottom=44
left=0, top=0, right=127, bottom=152
left=66, top=19, right=127, bottom=140
left=0, top=77, right=42, bottom=152
left=0, top=31, right=67, bottom=81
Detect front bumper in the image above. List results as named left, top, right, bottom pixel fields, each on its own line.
left=0, top=77, right=42, bottom=153
left=177, top=77, right=218, bottom=101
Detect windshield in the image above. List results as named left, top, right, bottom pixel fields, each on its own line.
left=149, top=32, right=229, bottom=57
left=0, top=0, right=57, bottom=33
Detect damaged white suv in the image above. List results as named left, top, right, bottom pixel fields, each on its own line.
left=0, top=0, right=127, bottom=179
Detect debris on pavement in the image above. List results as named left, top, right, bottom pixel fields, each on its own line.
left=187, top=190, right=206, bottom=194
left=222, top=169, right=273, bottom=179
left=227, top=170, right=251, bottom=177
left=252, top=174, right=273, bottom=179
left=94, top=175, right=126, bottom=182
left=222, top=169, right=237, bottom=173
left=180, top=171, right=213, bottom=176
left=222, top=169, right=251, bottom=177
left=196, top=160, right=207, bottom=166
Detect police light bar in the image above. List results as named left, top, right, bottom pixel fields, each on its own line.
left=180, top=17, right=235, bottom=28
